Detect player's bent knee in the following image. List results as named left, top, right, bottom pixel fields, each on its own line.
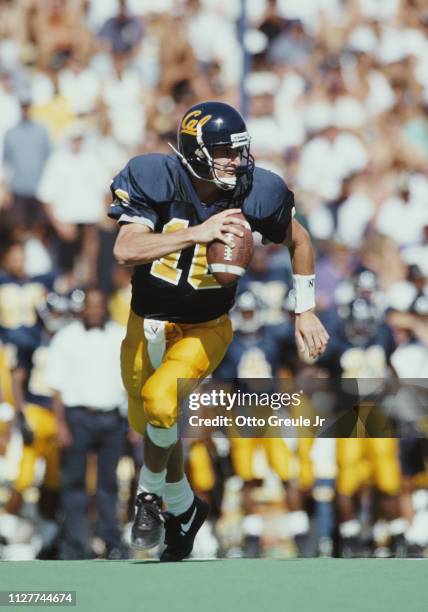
left=146, top=423, right=178, bottom=447
left=142, top=382, right=177, bottom=428
left=145, top=403, right=176, bottom=428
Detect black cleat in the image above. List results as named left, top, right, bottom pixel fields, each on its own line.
left=339, top=536, right=369, bottom=558
left=160, top=496, right=209, bottom=562
left=243, top=535, right=262, bottom=558
left=131, top=492, right=165, bottom=550
left=105, top=543, right=130, bottom=560
left=390, top=534, right=407, bottom=558
left=390, top=534, right=426, bottom=558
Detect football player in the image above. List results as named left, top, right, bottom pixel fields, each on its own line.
left=215, top=290, right=311, bottom=557
left=319, top=291, right=404, bottom=557
left=2, top=292, right=78, bottom=558
left=387, top=282, right=428, bottom=555
left=0, top=242, right=55, bottom=352
left=109, top=101, right=329, bottom=561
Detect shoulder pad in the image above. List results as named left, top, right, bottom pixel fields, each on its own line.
left=122, top=154, right=179, bottom=204
left=109, top=154, right=180, bottom=224
left=243, top=167, right=294, bottom=243
left=246, top=167, right=293, bottom=219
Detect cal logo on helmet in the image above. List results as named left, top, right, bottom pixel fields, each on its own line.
left=180, top=110, right=212, bottom=136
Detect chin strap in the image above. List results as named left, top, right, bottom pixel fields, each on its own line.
left=167, top=140, right=236, bottom=192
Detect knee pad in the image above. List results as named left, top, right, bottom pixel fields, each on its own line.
left=146, top=423, right=178, bottom=448
left=142, top=380, right=176, bottom=428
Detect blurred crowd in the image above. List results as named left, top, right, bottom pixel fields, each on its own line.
left=0, top=0, right=427, bottom=560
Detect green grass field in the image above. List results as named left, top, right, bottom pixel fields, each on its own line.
left=1, top=559, right=427, bottom=612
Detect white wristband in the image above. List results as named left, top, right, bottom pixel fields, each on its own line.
left=293, top=274, right=315, bottom=313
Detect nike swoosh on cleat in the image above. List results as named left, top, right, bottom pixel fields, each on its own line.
left=180, top=507, right=197, bottom=535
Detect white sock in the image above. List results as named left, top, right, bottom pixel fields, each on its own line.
left=242, top=514, right=263, bottom=537
left=388, top=518, right=408, bottom=536
left=406, top=514, right=428, bottom=546
left=137, top=465, right=166, bottom=497
left=339, top=519, right=361, bottom=538
left=288, top=510, right=310, bottom=537
left=164, top=476, right=194, bottom=516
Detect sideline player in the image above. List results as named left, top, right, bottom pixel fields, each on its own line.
left=109, top=101, right=329, bottom=561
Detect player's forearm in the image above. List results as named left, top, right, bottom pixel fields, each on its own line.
left=288, top=220, right=314, bottom=275
left=114, top=225, right=197, bottom=265
left=285, top=219, right=316, bottom=313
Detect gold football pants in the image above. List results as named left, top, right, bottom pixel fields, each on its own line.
left=0, top=344, right=15, bottom=407
left=231, top=437, right=314, bottom=488
left=336, top=438, right=400, bottom=496
left=188, top=441, right=216, bottom=492
left=14, top=404, right=59, bottom=492
left=121, top=309, right=233, bottom=432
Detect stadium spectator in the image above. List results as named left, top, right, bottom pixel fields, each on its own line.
left=268, top=19, right=314, bottom=68
left=0, top=71, right=20, bottom=152
left=30, top=0, right=92, bottom=69
left=375, top=172, right=428, bottom=247
left=97, top=0, right=143, bottom=55
left=36, top=123, right=110, bottom=287
left=157, top=13, right=198, bottom=97
left=57, top=53, right=102, bottom=116
left=2, top=96, right=51, bottom=231
left=45, top=288, right=126, bottom=560
left=102, top=51, right=146, bottom=148
left=30, top=63, right=76, bottom=142
left=296, top=126, right=369, bottom=202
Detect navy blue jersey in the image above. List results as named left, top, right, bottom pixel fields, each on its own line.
left=0, top=273, right=54, bottom=350
left=108, top=154, right=294, bottom=323
left=239, top=265, right=291, bottom=295
left=214, top=324, right=289, bottom=380
left=317, top=309, right=395, bottom=376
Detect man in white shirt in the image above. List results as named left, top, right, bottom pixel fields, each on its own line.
left=36, top=125, right=110, bottom=284
left=45, top=288, right=126, bottom=559
left=376, top=175, right=427, bottom=248
left=297, top=126, right=368, bottom=200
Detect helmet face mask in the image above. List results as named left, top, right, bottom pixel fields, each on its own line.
left=170, top=101, right=254, bottom=192
left=199, top=142, right=253, bottom=191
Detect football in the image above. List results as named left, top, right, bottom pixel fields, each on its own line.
left=207, top=212, right=253, bottom=287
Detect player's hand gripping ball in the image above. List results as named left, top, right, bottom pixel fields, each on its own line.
left=207, top=212, right=253, bottom=286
